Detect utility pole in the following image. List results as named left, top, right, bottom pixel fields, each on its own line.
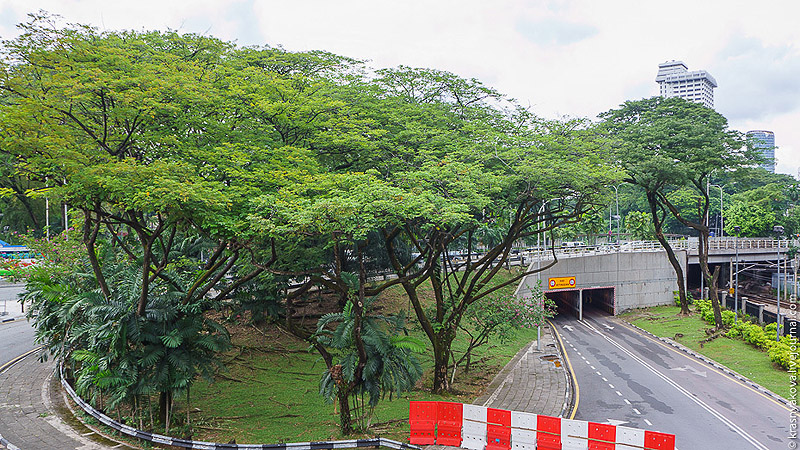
left=774, top=225, right=784, bottom=341
left=734, top=226, right=740, bottom=323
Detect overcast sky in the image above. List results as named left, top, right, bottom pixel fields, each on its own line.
left=1, top=0, right=798, bottom=178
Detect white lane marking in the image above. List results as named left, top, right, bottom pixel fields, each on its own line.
left=644, top=419, right=653, bottom=426
left=616, top=391, right=623, bottom=396
left=633, top=408, right=641, bottom=415
left=624, top=399, right=631, bottom=405
left=596, top=371, right=602, bottom=376
left=578, top=319, right=769, bottom=450
left=670, top=365, right=708, bottom=377
left=591, top=365, right=596, bottom=369
left=602, top=377, right=608, bottom=382
left=609, top=383, right=615, bottom=389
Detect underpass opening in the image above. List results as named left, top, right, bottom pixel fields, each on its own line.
left=546, top=287, right=616, bottom=320
left=546, top=289, right=580, bottom=319
left=581, top=287, right=615, bottom=316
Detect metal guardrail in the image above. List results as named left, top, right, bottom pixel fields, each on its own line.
left=59, top=363, right=420, bottom=450
left=521, top=238, right=797, bottom=264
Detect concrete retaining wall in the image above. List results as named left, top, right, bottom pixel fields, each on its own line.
left=517, top=250, right=686, bottom=314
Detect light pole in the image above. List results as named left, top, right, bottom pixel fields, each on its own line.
left=774, top=225, right=784, bottom=341
left=536, top=199, right=557, bottom=351
left=611, top=185, right=620, bottom=244
left=793, top=254, right=798, bottom=316
left=734, top=225, right=740, bottom=323
left=710, top=184, right=724, bottom=237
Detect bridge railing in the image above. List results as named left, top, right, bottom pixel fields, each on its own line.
left=707, top=237, right=792, bottom=251
left=521, top=238, right=796, bottom=264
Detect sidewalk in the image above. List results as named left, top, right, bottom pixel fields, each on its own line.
left=0, top=351, right=136, bottom=450
left=473, top=323, right=571, bottom=417
left=427, top=324, right=571, bottom=450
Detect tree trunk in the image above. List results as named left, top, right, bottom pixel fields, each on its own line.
left=432, top=334, right=452, bottom=393
left=337, top=389, right=353, bottom=435
left=709, top=266, right=723, bottom=329
left=647, top=193, right=690, bottom=315
left=699, top=237, right=723, bottom=328
left=158, top=391, right=172, bottom=430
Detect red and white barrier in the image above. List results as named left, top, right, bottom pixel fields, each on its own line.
left=408, top=401, right=675, bottom=450
left=463, top=404, right=488, bottom=450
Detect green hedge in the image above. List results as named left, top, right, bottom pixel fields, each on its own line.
left=693, top=299, right=796, bottom=370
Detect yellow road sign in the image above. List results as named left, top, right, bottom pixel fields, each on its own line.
left=549, top=276, right=576, bottom=290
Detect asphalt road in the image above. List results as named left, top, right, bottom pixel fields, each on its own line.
left=553, top=309, right=795, bottom=450
left=0, top=283, right=35, bottom=369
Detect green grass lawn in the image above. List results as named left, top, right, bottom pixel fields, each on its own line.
left=186, top=268, right=539, bottom=444
left=621, top=305, right=790, bottom=399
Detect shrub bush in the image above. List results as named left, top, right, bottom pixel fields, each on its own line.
left=768, top=335, right=798, bottom=370
left=694, top=299, right=792, bottom=369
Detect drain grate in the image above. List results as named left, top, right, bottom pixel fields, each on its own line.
left=540, top=354, right=562, bottom=367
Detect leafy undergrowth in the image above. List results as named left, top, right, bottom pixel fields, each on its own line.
left=184, top=268, right=538, bottom=444
left=621, top=305, right=790, bottom=399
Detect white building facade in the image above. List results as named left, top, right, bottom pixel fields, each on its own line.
left=655, top=60, right=717, bottom=109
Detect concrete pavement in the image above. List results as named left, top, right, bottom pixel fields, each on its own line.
left=473, top=323, right=571, bottom=417
left=427, top=324, right=571, bottom=450
left=0, top=351, right=137, bottom=450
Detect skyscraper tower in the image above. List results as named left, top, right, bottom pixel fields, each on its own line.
left=655, top=61, right=717, bottom=109
left=747, top=130, right=776, bottom=173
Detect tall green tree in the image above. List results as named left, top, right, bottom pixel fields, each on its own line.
left=724, top=201, right=776, bottom=237
left=249, top=172, right=428, bottom=433
left=339, top=68, right=621, bottom=393
left=601, top=97, right=752, bottom=322
left=0, top=14, right=318, bottom=428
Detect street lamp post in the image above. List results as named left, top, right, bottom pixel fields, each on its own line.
left=611, top=185, right=620, bottom=244
left=774, top=225, right=784, bottom=341
left=734, top=226, right=740, bottom=323
left=710, top=184, right=724, bottom=237
left=536, top=199, right=557, bottom=351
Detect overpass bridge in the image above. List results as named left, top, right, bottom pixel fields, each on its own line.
left=514, top=238, right=797, bottom=318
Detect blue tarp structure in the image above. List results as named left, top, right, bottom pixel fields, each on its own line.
left=0, top=240, right=26, bottom=249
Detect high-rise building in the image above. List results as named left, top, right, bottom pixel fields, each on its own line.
left=747, top=130, right=776, bottom=173
left=655, top=60, right=717, bottom=109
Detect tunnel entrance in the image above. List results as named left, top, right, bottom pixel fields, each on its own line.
left=546, top=287, right=615, bottom=320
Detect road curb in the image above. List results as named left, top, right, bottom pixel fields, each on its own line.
left=0, top=316, right=24, bottom=324
left=623, top=319, right=799, bottom=412
left=0, top=346, right=41, bottom=374
left=0, top=433, right=20, bottom=450
left=548, top=321, right=577, bottom=419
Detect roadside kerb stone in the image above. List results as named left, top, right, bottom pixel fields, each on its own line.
left=623, top=318, right=798, bottom=412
